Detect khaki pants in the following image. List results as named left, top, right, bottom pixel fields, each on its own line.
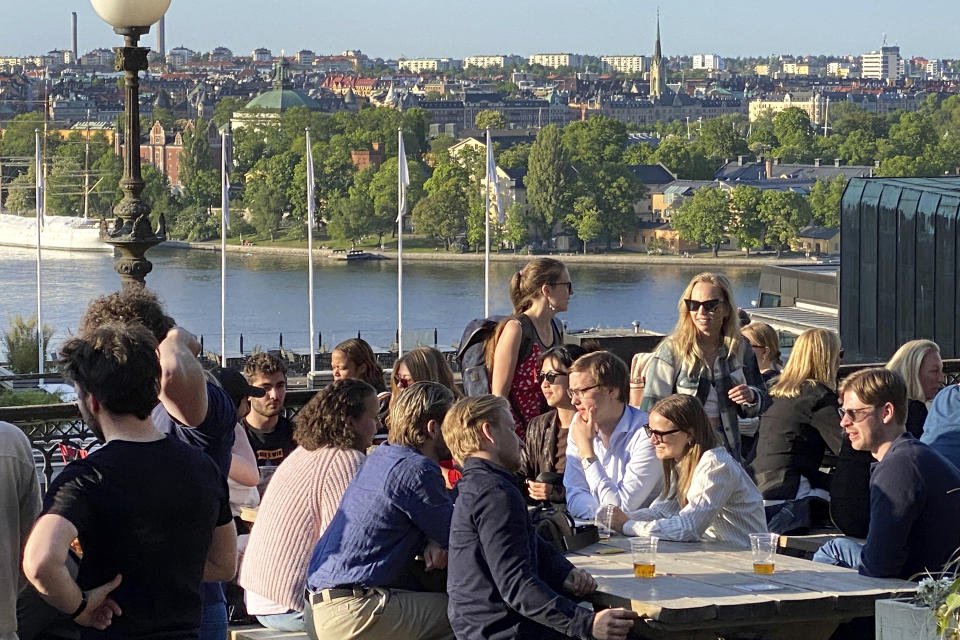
left=310, top=588, right=453, bottom=640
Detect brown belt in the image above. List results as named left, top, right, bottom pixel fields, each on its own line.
left=307, top=586, right=366, bottom=605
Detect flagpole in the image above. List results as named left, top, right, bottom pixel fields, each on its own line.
left=306, top=128, right=316, bottom=374
left=397, top=128, right=404, bottom=357
left=35, top=129, right=43, bottom=375
left=484, top=127, right=491, bottom=317
left=220, top=128, right=229, bottom=364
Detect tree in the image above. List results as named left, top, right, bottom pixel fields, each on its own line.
left=576, top=163, right=647, bottom=247
left=525, top=125, right=571, bottom=245
left=565, top=196, right=603, bottom=254
left=497, top=142, right=530, bottom=170
left=729, top=185, right=764, bottom=255
left=672, top=187, right=731, bottom=257
left=697, top=115, right=749, bottom=161
left=474, top=110, right=508, bottom=130
left=621, top=143, right=654, bottom=165
left=501, top=202, right=529, bottom=249
left=652, top=136, right=715, bottom=179
left=807, top=176, right=846, bottom=227
left=562, top=115, right=628, bottom=164
left=758, top=190, right=811, bottom=257
left=772, top=107, right=816, bottom=162
left=325, top=194, right=371, bottom=246
left=212, top=97, right=247, bottom=128
left=411, top=184, right=466, bottom=250
left=368, top=156, right=425, bottom=244
left=3, top=314, right=54, bottom=374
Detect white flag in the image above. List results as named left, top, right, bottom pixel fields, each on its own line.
left=221, top=130, right=230, bottom=229
left=397, top=133, right=410, bottom=222
left=306, top=129, right=315, bottom=231
left=485, top=129, right=503, bottom=223
left=35, top=130, right=44, bottom=230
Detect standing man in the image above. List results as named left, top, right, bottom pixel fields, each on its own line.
left=443, top=395, right=639, bottom=640
left=305, top=382, right=456, bottom=639
left=22, top=324, right=236, bottom=637
left=563, top=351, right=663, bottom=520
left=1, top=421, right=40, bottom=640
left=813, top=368, right=960, bottom=579
left=242, top=353, right=296, bottom=482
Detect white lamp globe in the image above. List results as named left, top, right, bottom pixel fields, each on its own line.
left=90, top=0, right=170, bottom=28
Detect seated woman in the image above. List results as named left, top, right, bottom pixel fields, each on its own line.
left=750, top=328, right=843, bottom=534
left=738, top=322, right=782, bottom=460
left=239, top=379, right=380, bottom=632
left=609, top=394, right=765, bottom=548
left=519, top=343, right=588, bottom=503
left=831, top=339, right=944, bottom=537
left=331, top=338, right=390, bottom=426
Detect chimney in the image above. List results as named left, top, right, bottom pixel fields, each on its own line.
left=71, top=12, right=78, bottom=62
left=765, top=159, right=773, bottom=180
left=156, top=16, right=165, bottom=60
left=738, top=155, right=746, bottom=166
left=835, top=158, right=841, bottom=167
left=813, top=158, right=821, bottom=167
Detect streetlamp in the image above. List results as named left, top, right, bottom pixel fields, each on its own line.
left=90, top=0, right=170, bottom=288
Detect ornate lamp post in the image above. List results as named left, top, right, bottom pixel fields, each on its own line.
left=90, top=0, right=170, bottom=288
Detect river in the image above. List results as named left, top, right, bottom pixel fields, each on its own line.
left=0, top=246, right=761, bottom=357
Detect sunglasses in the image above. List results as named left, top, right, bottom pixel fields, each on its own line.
left=393, top=375, right=413, bottom=389
left=684, top=298, right=723, bottom=313
left=537, top=371, right=567, bottom=385
left=643, top=424, right=682, bottom=443
left=550, top=281, right=573, bottom=294
left=837, top=406, right=875, bottom=422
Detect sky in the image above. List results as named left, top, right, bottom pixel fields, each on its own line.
left=6, top=0, right=959, bottom=61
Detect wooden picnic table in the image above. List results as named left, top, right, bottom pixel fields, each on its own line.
left=568, top=537, right=915, bottom=640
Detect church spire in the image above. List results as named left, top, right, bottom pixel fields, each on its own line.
left=649, top=9, right=666, bottom=100
left=653, top=9, right=662, bottom=63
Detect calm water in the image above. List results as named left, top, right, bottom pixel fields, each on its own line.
left=0, top=246, right=760, bottom=356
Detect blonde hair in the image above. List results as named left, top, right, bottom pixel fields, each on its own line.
left=441, top=395, right=510, bottom=464
left=650, top=395, right=717, bottom=508
left=387, top=381, right=454, bottom=450
left=886, top=339, right=940, bottom=403
left=669, top=272, right=742, bottom=375
left=568, top=351, right=629, bottom=403
left=770, top=328, right=841, bottom=398
left=839, top=368, right=907, bottom=426
left=741, top=322, right=782, bottom=369
left=389, top=347, right=460, bottom=400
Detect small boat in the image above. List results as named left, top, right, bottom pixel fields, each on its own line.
left=339, top=249, right=386, bottom=261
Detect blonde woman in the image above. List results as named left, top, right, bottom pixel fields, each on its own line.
left=750, top=328, right=843, bottom=532
left=489, top=258, right=570, bottom=439
left=886, top=339, right=942, bottom=436
left=609, top=394, right=766, bottom=548
left=641, top=272, right=767, bottom=461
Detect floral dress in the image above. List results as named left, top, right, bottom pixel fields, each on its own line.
left=508, top=341, right=547, bottom=441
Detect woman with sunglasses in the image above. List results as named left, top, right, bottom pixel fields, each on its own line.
left=641, top=272, right=767, bottom=462
left=749, top=328, right=843, bottom=533
left=519, top=343, right=589, bottom=503
left=489, top=258, right=572, bottom=440
left=609, top=394, right=765, bottom=548
left=738, top=322, right=782, bottom=459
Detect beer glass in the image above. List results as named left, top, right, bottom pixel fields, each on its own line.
left=630, top=536, right=658, bottom=578
left=750, top=532, right=779, bottom=574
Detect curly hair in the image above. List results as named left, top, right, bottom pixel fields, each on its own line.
left=243, top=351, right=287, bottom=380
left=293, top=379, right=376, bottom=451
left=333, top=338, right=386, bottom=392
left=79, top=289, right=176, bottom=343
left=60, top=323, right=161, bottom=420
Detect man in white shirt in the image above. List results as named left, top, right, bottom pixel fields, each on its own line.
left=563, top=351, right=663, bottom=520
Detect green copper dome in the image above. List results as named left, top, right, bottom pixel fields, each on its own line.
left=245, top=89, right=320, bottom=111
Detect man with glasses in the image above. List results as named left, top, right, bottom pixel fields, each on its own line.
left=562, top=351, right=663, bottom=520
left=813, top=368, right=960, bottom=579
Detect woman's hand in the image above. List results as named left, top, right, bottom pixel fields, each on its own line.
left=728, top=384, right=756, bottom=405
left=526, top=480, right=555, bottom=502
left=609, top=506, right=630, bottom=534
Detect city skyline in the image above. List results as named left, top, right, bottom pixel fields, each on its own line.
left=5, top=0, right=959, bottom=61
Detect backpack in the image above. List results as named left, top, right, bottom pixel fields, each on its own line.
left=456, top=315, right=562, bottom=397
left=530, top=503, right=599, bottom=553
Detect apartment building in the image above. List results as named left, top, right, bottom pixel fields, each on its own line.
left=528, top=53, right=583, bottom=69
left=601, top=55, right=646, bottom=74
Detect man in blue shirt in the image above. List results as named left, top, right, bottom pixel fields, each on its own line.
left=443, top=394, right=639, bottom=640
left=814, top=368, right=960, bottom=580
left=306, top=382, right=456, bottom=639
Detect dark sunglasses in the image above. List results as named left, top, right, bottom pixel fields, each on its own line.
left=684, top=298, right=723, bottom=313
left=643, top=424, right=682, bottom=443
left=550, top=281, right=573, bottom=294
left=537, top=371, right=567, bottom=385
left=393, top=375, right=413, bottom=389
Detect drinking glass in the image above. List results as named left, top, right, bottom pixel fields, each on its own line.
left=595, top=504, right=615, bottom=540
left=630, top=536, right=658, bottom=578
left=750, top=532, right=779, bottom=574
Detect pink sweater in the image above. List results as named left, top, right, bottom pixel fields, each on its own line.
left=239, top=445, right=364, bottom=612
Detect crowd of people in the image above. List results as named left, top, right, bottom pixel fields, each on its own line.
left=3, top=258, right=960, bottom=640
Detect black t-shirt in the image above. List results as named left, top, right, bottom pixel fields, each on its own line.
left=43, top=437, right=232, bottom=639
left=242, top=415, right=296, bottom=468
left=152, top=381, right=237, bottom=475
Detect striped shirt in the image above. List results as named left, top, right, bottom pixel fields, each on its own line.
left=239, top=445, right=364, bottom=613
left=622, top=447, right=766, bottom=548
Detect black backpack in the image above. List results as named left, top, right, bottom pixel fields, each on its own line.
left=456, top=315, right=562, bottom=397
left=531, top=502, right=599, bottom=553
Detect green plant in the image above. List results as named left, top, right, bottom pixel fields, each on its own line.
left=913, top=555, right=960, bottom=636
left=3, top=314, right=54, bottom=374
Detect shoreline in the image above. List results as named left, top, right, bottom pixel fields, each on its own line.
left=163, top=240, right=814, bottom=268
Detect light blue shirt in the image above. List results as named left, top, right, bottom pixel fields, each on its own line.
left=563, top=404, right=664, bottom=520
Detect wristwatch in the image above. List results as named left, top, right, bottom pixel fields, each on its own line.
left=70, top=591, right=88, bottom=620
left=582, top=455, right=598, bottom=468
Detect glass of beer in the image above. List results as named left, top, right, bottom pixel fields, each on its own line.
left=750, top=532, right=779, bottom=574
left=630, top=536, right=658, bottom=578
left=595, top=504, right=615, bottom=540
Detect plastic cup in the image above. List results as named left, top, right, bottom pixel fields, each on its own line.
left=750, top=532, right=779, bottom=574
left=630, top=536, right=658, bottom=578
left=595, top=504, right=614, bottom=540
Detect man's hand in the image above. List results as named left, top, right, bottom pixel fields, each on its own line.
left=571, top=408, right=597, bottom=458
left=609, top=506, right=629, bottom=534
left=74, top=574, right=123, bottom=630
left=423, top=540, right=448, bottom=571
left=592, top=608, right=640, bottom=640
left=728, top=384, right=756, bottom=406
left=562, top=568, right=596, bottom=597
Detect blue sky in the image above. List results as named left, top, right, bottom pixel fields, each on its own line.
left=8, top=1, right=959, bottom=60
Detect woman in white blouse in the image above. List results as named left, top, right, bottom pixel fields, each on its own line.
left=610, top=394, right=766, bottom=548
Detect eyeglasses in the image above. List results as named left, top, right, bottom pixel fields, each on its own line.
left=684, top=298, right=723, bottom=313
left=550, top=281, right=573, bottom=294
left=837, top=406, right=876, bottom=422
left=393, top=375, right=413, bottom=389
left=537, top=370, right=567, bottom=385
left=566, top=384, right=598, bottom=400
left=643, top=424, right=682, bottom=443
left=749, top=343, right=765, bottom=350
